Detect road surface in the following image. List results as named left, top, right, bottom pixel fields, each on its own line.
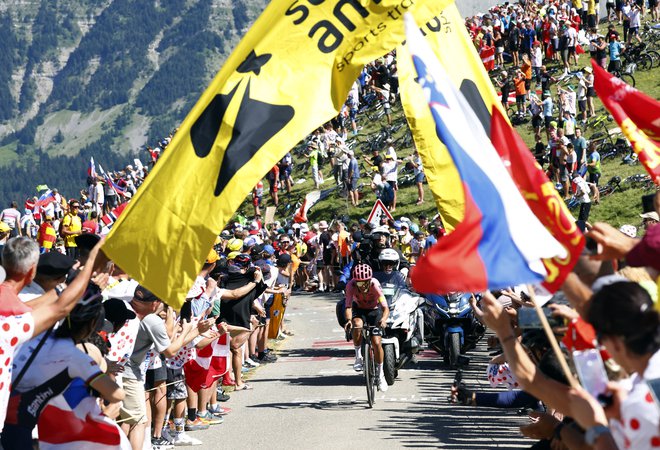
left=194, top=292, right=535, bottom=449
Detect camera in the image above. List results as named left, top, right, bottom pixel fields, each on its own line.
left=518, top=306, right=565, bottom=329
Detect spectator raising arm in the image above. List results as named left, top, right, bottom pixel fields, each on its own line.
left=30, top=238, right=106, bottom=337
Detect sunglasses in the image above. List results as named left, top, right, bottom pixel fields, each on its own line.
left=356, top=281, right=371, bottom=289
left=71, top=205, right=80, bottom=208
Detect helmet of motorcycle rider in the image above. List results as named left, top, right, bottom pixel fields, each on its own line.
left=371, top=225, right=390, bottom=249
left=378, top=248, right=400, bottom=271
left=352, top=263, right=373, bottom=281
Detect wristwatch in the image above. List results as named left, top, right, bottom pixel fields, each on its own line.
left=54, top=283, right=67, bottom=296
left=585, top=425, right=610, bottom=445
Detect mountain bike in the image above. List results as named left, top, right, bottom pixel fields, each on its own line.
left=355, top=325, right=380, bottom=408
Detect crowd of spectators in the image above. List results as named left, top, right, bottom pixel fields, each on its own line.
left=0, top=1, right=658, bottom=449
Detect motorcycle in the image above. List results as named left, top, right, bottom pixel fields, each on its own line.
left=423, top=292, right=486, bottom=368
left=380, top=283, right=425, bottom=386
left=334, top=282, right=424, bottom=386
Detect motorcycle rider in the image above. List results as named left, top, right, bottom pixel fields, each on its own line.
left=374, top=248, right=407, bottom=289
left=355, top=226, right=409, bottom=275
left=344, top=264, right=390, bottom=392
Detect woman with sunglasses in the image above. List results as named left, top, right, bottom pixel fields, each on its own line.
left=344, top=264, right=390, bottom=392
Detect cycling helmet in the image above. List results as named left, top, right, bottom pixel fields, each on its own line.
left=69, top=284, right=104, bottom=322
left=371, top=226, right=390, bottom=236
left=352, top=263, right=373, bottom=281
left=378, top=248, right=400, bottom=269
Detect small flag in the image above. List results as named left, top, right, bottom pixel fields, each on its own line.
left=88, top=157, right=97, bottom=179
left=36, top=184, right=49, bottom=192
left=480, top=45, right=496, bottom=72
left=184, top=332, right=230, bottom=392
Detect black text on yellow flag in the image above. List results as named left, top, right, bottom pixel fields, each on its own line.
left=103, top=0, right=452, bottom=308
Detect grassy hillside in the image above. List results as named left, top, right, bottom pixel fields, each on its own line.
left=235, top=58, right=658, bottom=232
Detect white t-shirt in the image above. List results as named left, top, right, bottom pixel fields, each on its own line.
left=106, top=302, right=140, bottom=363
left=574, top=176, right=591, bottom=203
left=0, top=313, right=34, bottom=432
left=382, top=160, right=398, bottom=182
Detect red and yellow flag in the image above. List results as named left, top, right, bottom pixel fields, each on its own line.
left=490, top=108, right=585, bottom=292
left=592, top=61, right=660, bottom=184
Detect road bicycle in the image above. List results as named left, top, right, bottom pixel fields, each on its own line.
left=354, top=325, right=380, bottom=408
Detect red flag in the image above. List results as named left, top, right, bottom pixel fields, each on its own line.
left=592, top=61, right=660, bottom=183
left=480, top=46, right=495, bottom=72
left=183, top=333, right=230, bottom=392
left=490, top=107, right=585, bottom=292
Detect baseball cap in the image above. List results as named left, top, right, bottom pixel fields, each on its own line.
left=0, top=223, right=10, bottom=233
left=37, top=252, right=75, bottom=278
left=75, top=233, right=100, bottom=251
left=103, top=298, right=137, bottom=326
left=276, top=253, right=292, bottom=267
left=385, top=154, right=394, bottom=159
left=133, top=285, right=159, bottom=302
left=640, top=211, right=659, bottom=221
left=263, top=244, right=275, bottom=255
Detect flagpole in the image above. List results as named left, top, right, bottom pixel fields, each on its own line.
left=527, top=284, right=579, bottom=388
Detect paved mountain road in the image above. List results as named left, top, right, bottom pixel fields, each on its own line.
left=195, top=292, right=535, bottom=449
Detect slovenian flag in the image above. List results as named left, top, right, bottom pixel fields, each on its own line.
left=405, top=14, right=565, bottom=294
left=98, top=164, right=126, bottom=196
left=36, top=189, right=56, bottom=207
left=88, top=157, right=97, bottom=179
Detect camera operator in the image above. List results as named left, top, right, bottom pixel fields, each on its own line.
left=354, top=226, right=409, bottom=276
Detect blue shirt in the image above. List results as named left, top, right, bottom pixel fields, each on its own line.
left=542, top=98, right=554, bottom=117
left=609, top=41, right=623, bottom=61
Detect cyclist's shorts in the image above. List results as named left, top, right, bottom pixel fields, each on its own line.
left=351, top=304, right=382, bottom=326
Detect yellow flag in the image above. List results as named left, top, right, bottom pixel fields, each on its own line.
left=103, top=0, right=452, bottom=308
left=398, top=1, right=505, bottom=231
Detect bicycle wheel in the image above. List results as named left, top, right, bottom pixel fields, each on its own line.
left=647, top=50, right=660, bottom=68
left=637, top=54, right=653, bottom=71
left=619, top=73, right=636, bottom=87
left=363, top=341, right=375, bottom=408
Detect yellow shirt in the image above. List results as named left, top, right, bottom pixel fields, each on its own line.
left=62, top=213, right=82, bottom=247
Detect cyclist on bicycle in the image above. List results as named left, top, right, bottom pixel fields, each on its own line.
left=344, top=264, right=390, bottom=392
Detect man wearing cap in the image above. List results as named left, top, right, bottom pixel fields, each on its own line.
left=121, top=286, right=213, bottom=449
left=218, top=255, right=266, bottom=391
left=18, top=251, right=74, bottom=303
left=641, top=211, right=659, bottom=230
left=61, top=200, right=83, bottom=260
